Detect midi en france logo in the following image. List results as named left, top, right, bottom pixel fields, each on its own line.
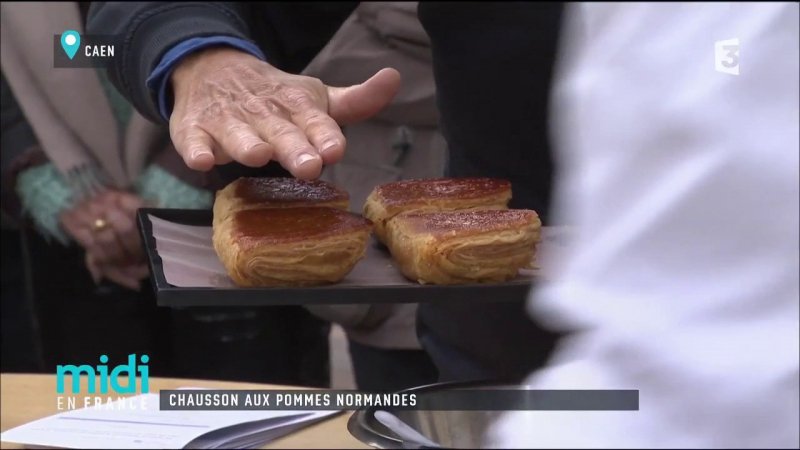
left=55, top=354, right=150, bottom=410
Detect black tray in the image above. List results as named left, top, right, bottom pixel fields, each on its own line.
left=138, top=208, right=543, bottom=307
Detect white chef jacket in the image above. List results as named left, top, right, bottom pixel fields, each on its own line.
left=489, top=2, right=799, bottom=448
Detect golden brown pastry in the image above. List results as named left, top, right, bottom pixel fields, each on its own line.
left=214, top=177, right=349, bottom=227
left=213, top=207, right=372, bottom=287
left=363, top=178, right=511, bottom=244
left=385, top=209, right=541, bottom=285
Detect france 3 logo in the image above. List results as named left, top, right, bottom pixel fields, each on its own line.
left=714, top=38, right=740, bottom=76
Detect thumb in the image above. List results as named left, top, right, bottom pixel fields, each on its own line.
left=327, top=68, right=401, bottom=125
left=85, top=254, right=102, bottom=284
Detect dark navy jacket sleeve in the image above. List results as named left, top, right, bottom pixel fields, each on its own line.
left=87, top=2, right=257, bottom=123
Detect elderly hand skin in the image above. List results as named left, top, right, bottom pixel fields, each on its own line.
left=169, top=47, right=402, bottom=179
left=59, top=190, right=149, bottom=290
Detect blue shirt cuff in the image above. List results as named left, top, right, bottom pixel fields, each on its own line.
left=146, top=36, right=266, bottom=121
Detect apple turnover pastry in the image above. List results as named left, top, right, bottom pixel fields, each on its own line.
left=213, top=207, right=372, bottom=287
left=385, top=209, right=541, bottom=285
left=214, top=177, right=349, bottom=227
left=363, top=178, right=511, bottom=244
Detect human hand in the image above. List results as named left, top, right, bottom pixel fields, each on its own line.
left=84, top=253, right=149, bottom=291
left=59, top=190, right=145, bottom=266
left=169, top=47, right=401, bottom=179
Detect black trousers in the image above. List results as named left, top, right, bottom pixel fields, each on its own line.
left=13, top=225, right=330, bottom=386
left=348, top=340, right=438, bottom=392
left=1, top=228, right=43, bottom=372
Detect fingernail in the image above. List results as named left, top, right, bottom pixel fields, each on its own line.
left=246, top=142, right=269, bottom=153
left=191, top=149, right=210, bottom=160
left=296, top=153, right=318, bottom=166
left=321, top=140, right=339, bottom=155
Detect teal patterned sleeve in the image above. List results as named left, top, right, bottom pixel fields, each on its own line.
left=16, top=163, right=213, bottom=245
left=15, top=164, right=74, bottom=244
left=135, top=165, right=213, bottom=209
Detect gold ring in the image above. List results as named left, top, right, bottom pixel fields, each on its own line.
left=93, top=218, right=109, bottom=232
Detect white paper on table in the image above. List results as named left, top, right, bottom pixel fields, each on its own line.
left=148, top=214, right=569, bottom=288
left=0, top=390, right=338, bottom=449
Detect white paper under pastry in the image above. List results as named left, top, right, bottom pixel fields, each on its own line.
left=148, top=215, right=565, bottom=288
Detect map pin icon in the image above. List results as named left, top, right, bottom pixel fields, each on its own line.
left=61, top=30, right=80, bottom=60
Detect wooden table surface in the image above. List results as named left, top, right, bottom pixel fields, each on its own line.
left=0, top=373, right=369, bottom=449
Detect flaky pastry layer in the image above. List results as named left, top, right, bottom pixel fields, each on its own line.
left=385, top=209, right=541, bottom=284
left=363, top=178, right=511, bottom=244
left=212, top=207, right=371, bottom=287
